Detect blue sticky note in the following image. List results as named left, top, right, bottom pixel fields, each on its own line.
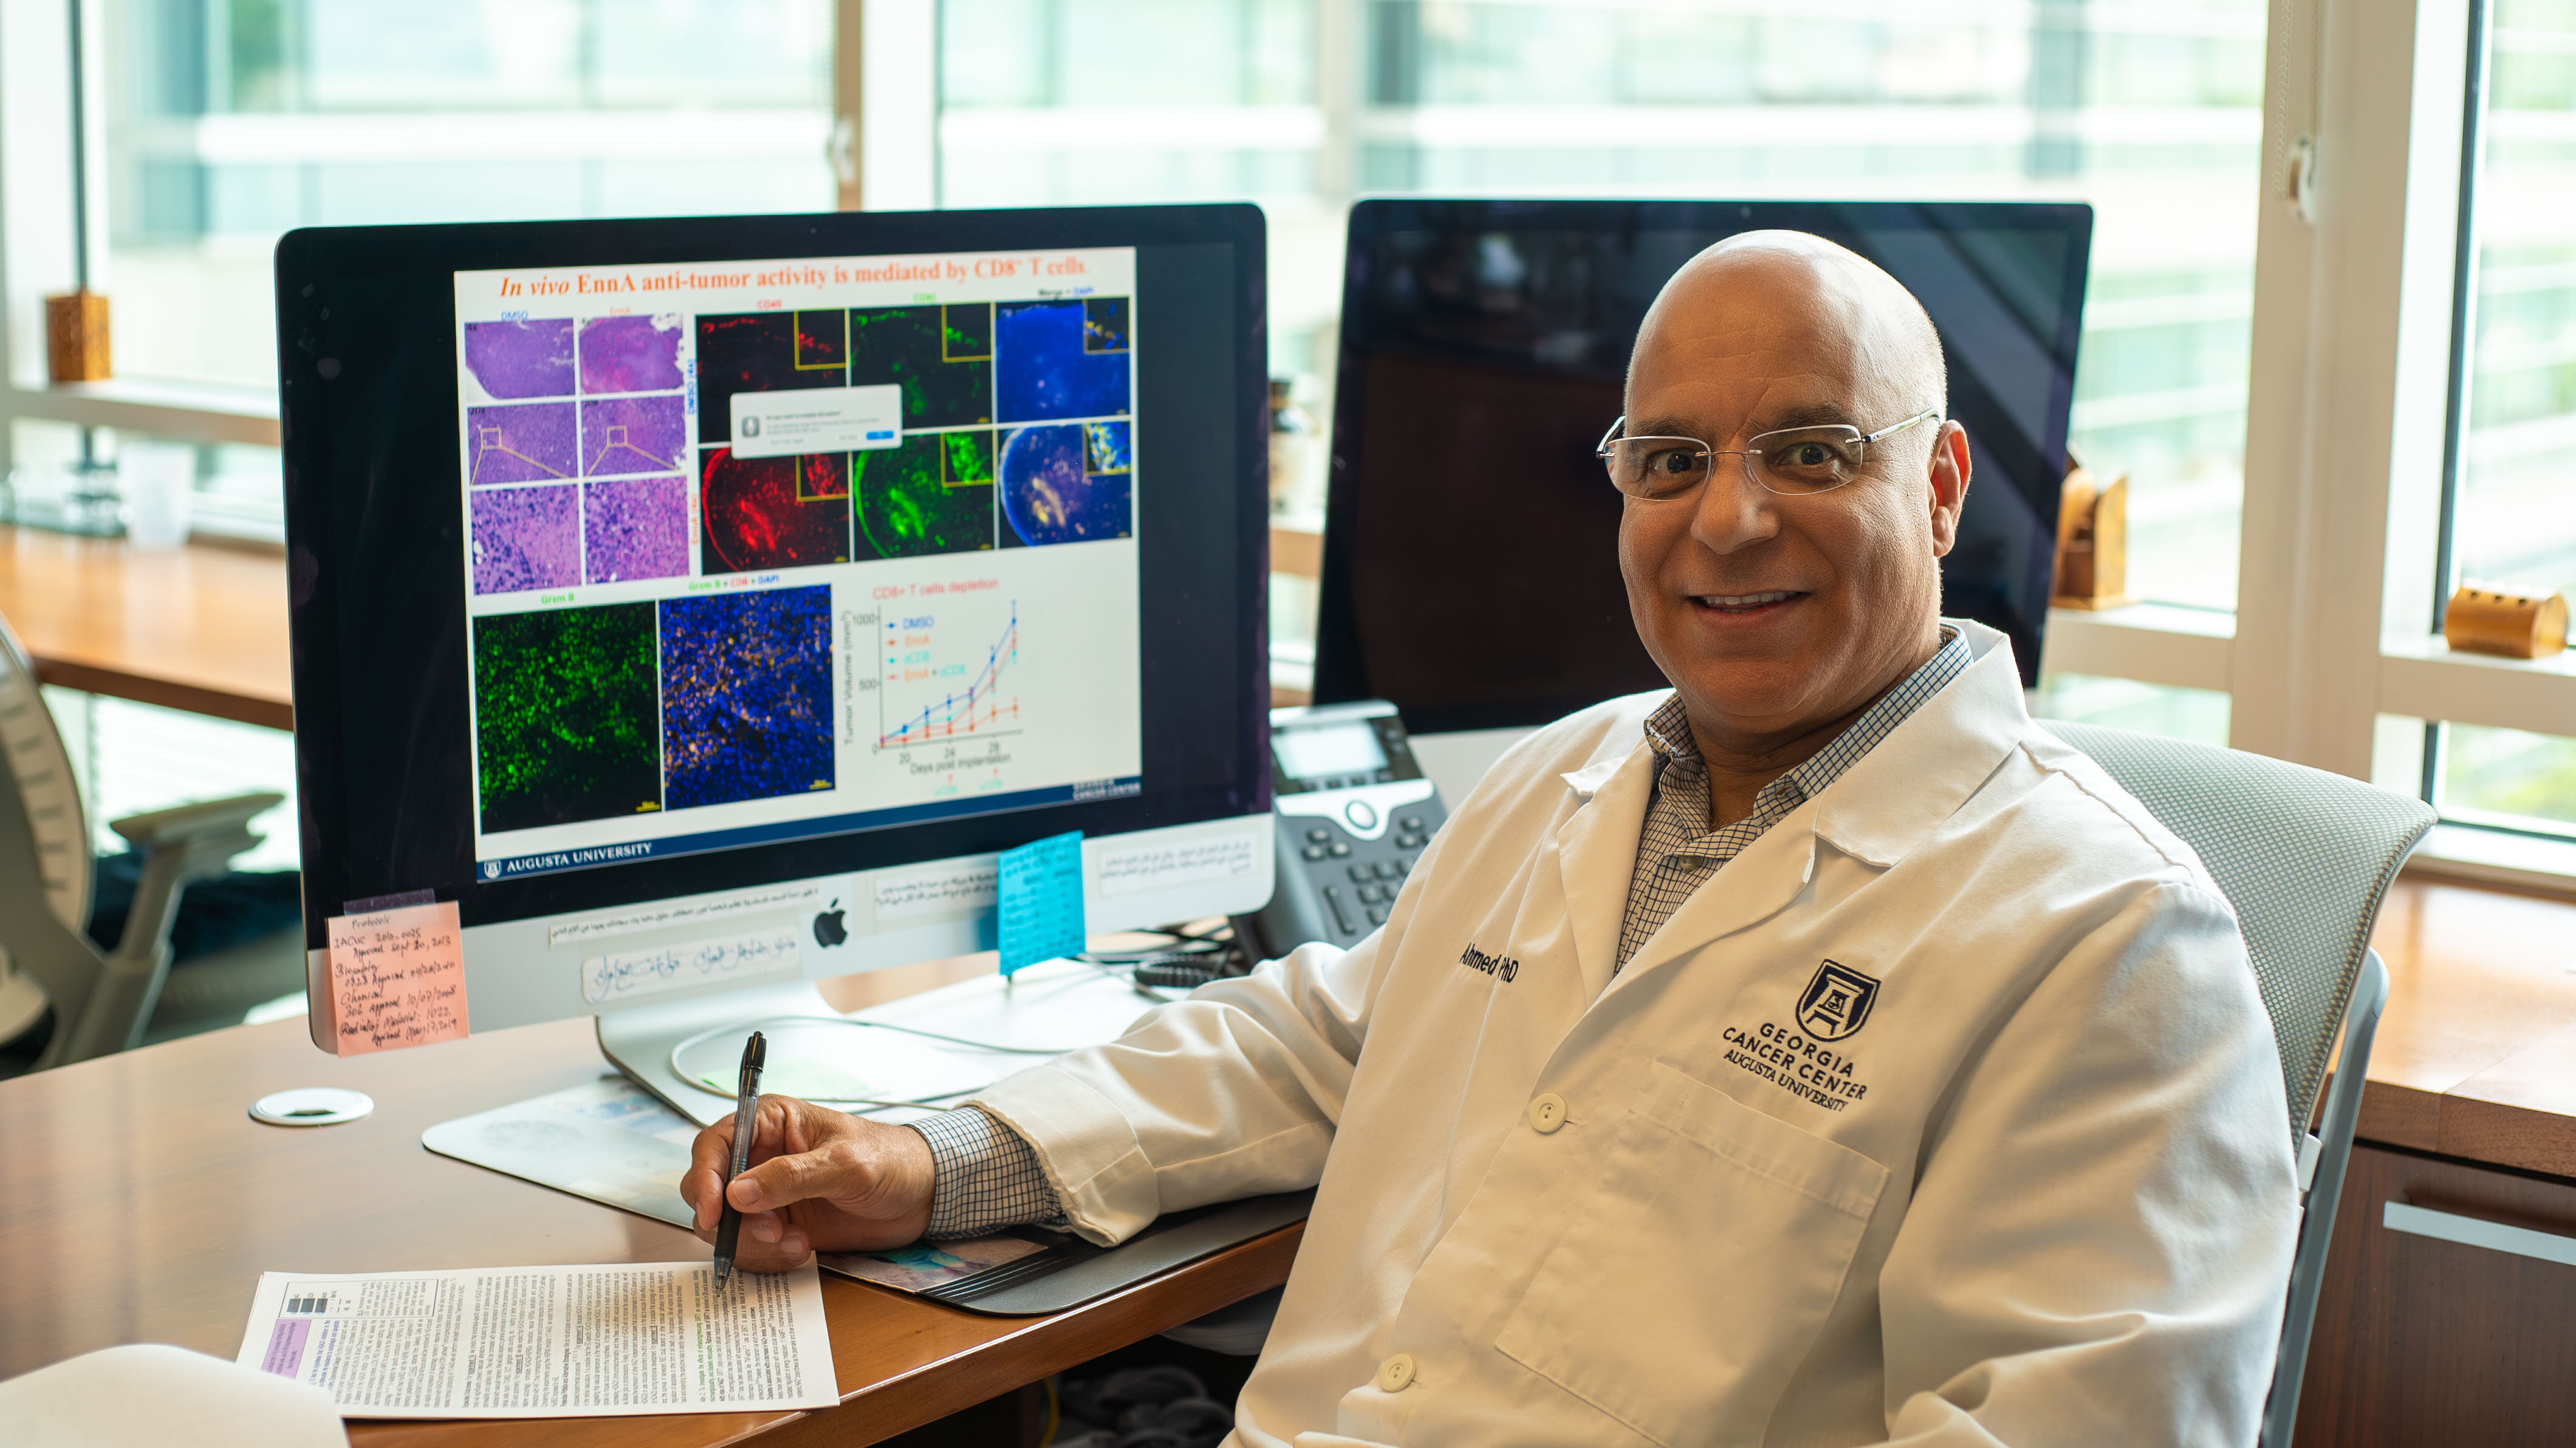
left=997, top=830, right=1086, bottom=976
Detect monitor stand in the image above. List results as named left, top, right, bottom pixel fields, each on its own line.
left=599, top=978, right=843, bottom=1128
left=597, top=960, right=1174, bottom=1128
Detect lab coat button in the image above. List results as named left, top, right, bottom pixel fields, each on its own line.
left=1527, top=1093, right=1567, bottom=1133
left=1375, top=1353, right=1416, bottom=1392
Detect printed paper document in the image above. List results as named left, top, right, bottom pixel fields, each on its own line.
left=235, top=1262, right=836, bottom=1418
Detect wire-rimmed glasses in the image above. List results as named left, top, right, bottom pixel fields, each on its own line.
left=1596, top=409, right=1940, bottom=500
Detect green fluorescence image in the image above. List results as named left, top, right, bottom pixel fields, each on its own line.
left=850, top=304, right=994, bottom=429
left=473, top=602, right=662, bottom=833
left=942, top=428, right=995, bottom=485
left=855, top=432, right=996, bottom=559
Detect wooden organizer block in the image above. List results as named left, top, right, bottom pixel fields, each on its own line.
left=2443, top=584, right=2568, bottom=660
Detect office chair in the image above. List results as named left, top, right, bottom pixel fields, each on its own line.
left=0, top=613, right=303, bottom=1071
left=2038, top=722, right=2433, bottom=1448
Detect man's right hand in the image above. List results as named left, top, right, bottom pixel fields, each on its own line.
left=682, top=1095, right=937, bottom=1271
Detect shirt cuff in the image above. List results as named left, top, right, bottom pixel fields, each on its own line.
left=909, top=1105, right=1066, bottom=1239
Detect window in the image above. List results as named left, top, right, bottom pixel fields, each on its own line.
left=103, top=0, right=836, bottom=389
left=938, top=0, right=2267, bottom=616
left=2436, top=0, right=2576, bottom=838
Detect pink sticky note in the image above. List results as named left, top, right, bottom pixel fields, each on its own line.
left=326, top=901, right=468, bottom=1056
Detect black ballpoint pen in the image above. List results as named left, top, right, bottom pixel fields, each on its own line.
left=711, top=1030, right=767, bottom=1289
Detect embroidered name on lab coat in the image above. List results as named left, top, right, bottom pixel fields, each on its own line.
left=1458, top=942, right=1519, bottom=982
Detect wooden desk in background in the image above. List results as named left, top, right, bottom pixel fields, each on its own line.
left=0, top=1002, right=1300, bottom=1446
left=2295, top=876, right=2576, bottom=1446
left=0, top=524, right=293, bottom=731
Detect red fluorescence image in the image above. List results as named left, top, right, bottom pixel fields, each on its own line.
left=698, top=447, right=852, bottom=575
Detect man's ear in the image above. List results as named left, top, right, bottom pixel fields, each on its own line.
left=1925, top=420, right=1971, bottom=558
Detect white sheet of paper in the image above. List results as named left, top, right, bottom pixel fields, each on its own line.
left=234, top=1261, right=836, bottom=1419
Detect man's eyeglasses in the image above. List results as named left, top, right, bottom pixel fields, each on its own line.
left=1595, top=409, right=1940, bottom=500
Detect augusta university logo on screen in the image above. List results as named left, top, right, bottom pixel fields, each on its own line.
left=1795, top=960, right=1879, bottom=1042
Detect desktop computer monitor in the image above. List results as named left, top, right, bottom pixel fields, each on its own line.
left=1312, top=199, right=2092, bottom=790
left=276, top=204, right=1273, bottom=1108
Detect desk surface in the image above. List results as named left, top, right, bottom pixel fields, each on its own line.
left=0, top=1011, right=1298, bottom=1446
left=0, top=525, right=293, bottom=730
left=2363, top=876, right=2576, bottom=1178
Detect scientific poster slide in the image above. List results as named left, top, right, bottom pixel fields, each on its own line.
left=451, top=247, right=1145, bottom=881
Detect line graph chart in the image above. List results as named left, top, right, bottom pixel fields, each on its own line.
left=877, top=599, right=1021, bottom=750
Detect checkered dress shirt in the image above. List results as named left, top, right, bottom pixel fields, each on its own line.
left=1616, top=628, right=1970, bottom=972
left=913, top=629, right=1971, bottom=1238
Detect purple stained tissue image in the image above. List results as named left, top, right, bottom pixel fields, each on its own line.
left=470, top=485, right=579, bottom=595
left=468, top=402, right=578, bottom=484
left=464, top=319, right=574, bottom=400
left=584, top=476, right=690, bottom=584
left=581, top=394, right=688, bottom=477
left=579, top=315, right=685, bottom=395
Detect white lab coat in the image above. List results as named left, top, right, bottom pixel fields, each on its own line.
left=973, top=620, right=2298, bottom=1447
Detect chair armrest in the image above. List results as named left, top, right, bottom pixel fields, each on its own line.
left=106, top=792, right=283, bottom=852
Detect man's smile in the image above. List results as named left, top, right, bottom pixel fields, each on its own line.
left=1687, top=589, right=1807, bottom=615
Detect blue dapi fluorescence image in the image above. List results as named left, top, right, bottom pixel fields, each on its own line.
left=995, top=300, right=1132, bottom=423
left=1001, top=422, right=1133, bottom=547
left=658, top=585, right=835, bottom=810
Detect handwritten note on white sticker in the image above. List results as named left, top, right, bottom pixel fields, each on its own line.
left=327, top=901, right=467, bottom=1056
left=545, top=883, right=821, bottom=948
left=874, top=858, right=999, bottom=920
left=581, top=928, right=803, bottom=1005
left=1098, top=833, right=1257, bottom=898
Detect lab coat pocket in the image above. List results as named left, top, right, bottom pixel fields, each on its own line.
left=1493, top=1062, right=1888, bottom=1447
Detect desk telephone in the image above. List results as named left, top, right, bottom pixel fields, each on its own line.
left=1234, top=700, right=1448, bottom=959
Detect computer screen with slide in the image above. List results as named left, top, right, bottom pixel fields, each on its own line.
left=278, top=205, right=1272, bottom=1108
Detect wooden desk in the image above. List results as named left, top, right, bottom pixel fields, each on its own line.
left=0, top=525, right=293, bottom=731
left=0, top=1014, right=1299, bottom=1446
left=2362, top=875, right=2576, bottom=1175
left=2293, top=875, right=2576, bottom=1446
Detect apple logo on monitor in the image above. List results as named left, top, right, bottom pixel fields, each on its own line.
left=813, top=901, right=848, bottom=948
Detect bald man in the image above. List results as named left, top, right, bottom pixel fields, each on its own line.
left=689, top=233, right=2300, bottom=1447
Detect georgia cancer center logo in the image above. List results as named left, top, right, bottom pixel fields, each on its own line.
left=1795, top=959, right=1880, bottom=1042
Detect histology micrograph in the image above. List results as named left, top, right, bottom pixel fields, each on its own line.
left=581, top=394, right=688, bottom=476
left=468, top=401, right=577, bottom=483
left=464, top=318, right=574, bottom=400
left=849, top=304, right=994, bottom=429
left=578, top=315, right=685, bottom=395
left=469, top=485, right=580, bottom=595
left=583, top=475, right=690, bottom=584
left=473, top=602, right=662, bottom=833
left=699, top=448, right=852, bottom=573
left=659, top=585, right=834, bottom=811
left=1000, top=422, right=1131, bottom=547
left=697, top=312, right=844, bottom=446
left=995, top=299, right=1131, bottom=423
left=855, top=431, right=995, bottom=560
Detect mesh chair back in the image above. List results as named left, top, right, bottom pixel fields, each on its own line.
left=2039, top=722, right=2433, bottom=1138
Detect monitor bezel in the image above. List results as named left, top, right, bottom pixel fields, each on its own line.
left=276, top=203, right=1272, bottom=950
